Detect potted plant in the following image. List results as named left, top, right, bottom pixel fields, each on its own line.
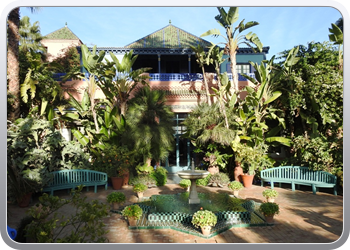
left=259, top=202, right=280, bottom=224
left=262, top=189, right=278, bottom=202
left=106, top=192, right=126, bottom=210
left=231, top=138, right=270, bottom=188
left=179, top=179, right=191, bottom=192
left=191, top=209, right=217, bottom=236
left=133, top=183, right=148, bottom=199
left=228, top=181, right=244, bottom=196
left=121, top=204, right=143, bottom=227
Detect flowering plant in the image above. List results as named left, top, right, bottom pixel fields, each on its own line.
left=121, top=204, right=143, bottom=220
left=191, top=210, right=217, bottom=228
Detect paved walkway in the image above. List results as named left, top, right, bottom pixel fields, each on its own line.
left=7, top=179, right=343, bottom=244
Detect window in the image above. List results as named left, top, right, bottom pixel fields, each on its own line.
left=226, top=63, right=250, bottom=74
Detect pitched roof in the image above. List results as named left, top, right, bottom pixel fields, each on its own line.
left=45, top=24, right=82, bottom=41
left=125, top=22, right=212, bottom=49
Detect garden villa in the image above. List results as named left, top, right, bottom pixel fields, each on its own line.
left=42, top=22, right=270, bottom=173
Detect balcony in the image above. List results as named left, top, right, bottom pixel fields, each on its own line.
left=148, top=73, right=255, bottom=81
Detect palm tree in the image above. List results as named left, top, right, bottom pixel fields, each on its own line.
left=19, top=16, right=47, bottom=55
left=200, top=7, right=262, bottom=93
left=7, top=7, right=41, bottom=121
left=101, top=50, right=151, bottom=116
left=125, top=87, right=174, bottom=166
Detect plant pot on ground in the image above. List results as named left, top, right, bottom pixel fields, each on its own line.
left=121, top=204, right=143, bottom=227
left=259, top=202, right=280, bottom=224
left=106, top=191, right=126, bottom=210
left=133, top=183, right=148, bottom=199
left=191, top=209, right=217, bottom=236
left=228, top=181, right=244, bottom=196
left=262, top=189, right=278, bottom=202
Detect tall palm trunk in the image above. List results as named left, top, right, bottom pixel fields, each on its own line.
left=7, top=8, right=21, bottom=121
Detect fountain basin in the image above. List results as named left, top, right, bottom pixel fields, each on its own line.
left=177, top=170, right=209, bottom=179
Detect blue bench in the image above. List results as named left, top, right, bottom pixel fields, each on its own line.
left=42, top=169, right=108, bottom=196
left=260, top=166, right=337, bottom=195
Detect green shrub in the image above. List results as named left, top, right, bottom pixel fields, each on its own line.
left=129, top=174, right=156, bottom=186
left=208, top=172, right=230, bottom=186
left=133, top=183, right=148, bottom=193
left=179, top=179, right=191, bottom=189
left=228, top=181, right=244, bottom=191
left=259, top=202, right=280, bottom=217
left=106, top=192, right=126, bottom=204
left=191, top=210, right=217, bottom=228
left=196, top=173, right=211, bottom=186
left=24, top=186, right=109, bottom=243
left=121, top=204, right=143, bottom=220
left=150, top=167, right=168, bottom=186
left=262, top=189, right=278, bottom=198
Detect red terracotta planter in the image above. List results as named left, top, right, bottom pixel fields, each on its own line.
left=241, top=174, right=254, bottom=188
left=111, top=177, right=123, bottom=190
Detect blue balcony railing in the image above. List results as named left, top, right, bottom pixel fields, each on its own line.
left=149, top=73, right=255, bottom=82
left=53, top=72, right=256, bottom=82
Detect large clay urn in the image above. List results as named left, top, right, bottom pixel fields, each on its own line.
left=207, top=165, right=219, bottom=175
left=234, top=161, right=243, bottom=182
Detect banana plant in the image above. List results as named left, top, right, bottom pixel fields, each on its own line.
left=237, top=57, right=291, bottom=147
left=328, top=22, right=343, bottom=69
left=201, top=7, right=263, bottom=93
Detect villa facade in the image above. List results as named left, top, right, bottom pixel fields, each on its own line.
left=43, top=22, right=269, bottom=172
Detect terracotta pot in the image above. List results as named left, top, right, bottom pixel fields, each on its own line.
left=207, top=165, right=219, bottom=175
left=234, top=162, right=243, bottom=182
left=265, top=215, right=275, bottom=224
left=17, top=193, right=32, bottom=208
left=112, top=202, right=119, bottom=210
left=122, top=171, right=129, bottom=187
left=241, top=174, right=254, bottom=188
left=111, top=177, right=123, bottom=190
left=267, top=197, right=275, bottom=203
left=128, top=217, right=138, bottom=227
left=201, top=226, right=212, bottom=236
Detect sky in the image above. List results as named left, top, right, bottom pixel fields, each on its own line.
left=18, top=6, right=343, bottom=61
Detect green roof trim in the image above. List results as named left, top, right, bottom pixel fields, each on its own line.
left=45, top=26, right=81, bottom=40
left=125, top=24, right=212, bottom=49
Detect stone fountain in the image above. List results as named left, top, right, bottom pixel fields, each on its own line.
left=177, top=160, right=209, bottom=204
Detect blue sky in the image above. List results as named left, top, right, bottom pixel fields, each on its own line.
left=19, top=6, right=342, bottom=61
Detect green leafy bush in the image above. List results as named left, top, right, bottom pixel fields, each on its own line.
left=259, top=202, right=280, bottom=217
left=196, top=173, right=211, bottom=186
left=262, top=189, right=278, bottom=198
left=133, top=183, right=148, bottom=193
left=129, top=174, right=156, bottom=186
left=208, top=172, right=230, bottom=186
left=228, top=181, right=244, bottom=191
left=24, top=186, right=109, bottom=243
left=150, top=167, right=168, bottom=186
left=106, top=192, right=126, bottom=204
left=179, top=179, right=191, bottom=189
